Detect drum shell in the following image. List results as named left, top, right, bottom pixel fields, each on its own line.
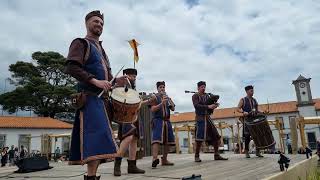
left=111, top=98, right=141, bottom=124
left=245, top=115, right=276, bottom=149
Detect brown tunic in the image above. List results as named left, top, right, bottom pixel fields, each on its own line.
left=192, top=92, right=221, bottom=144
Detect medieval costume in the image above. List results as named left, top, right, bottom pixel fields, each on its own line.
left=65, top=11, right=118, bottom=170
left=192, top=81, right=228, bottom=162
left=149, top=81, right=175, bottom=168
left=237, top=85, right=263, bottom=158
left=112, top=68, right=145, bottom=176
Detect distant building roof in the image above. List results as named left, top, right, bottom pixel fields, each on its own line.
left=0, top=116, right=73, bottom=129
left=171, top=98, right=320, bottom=123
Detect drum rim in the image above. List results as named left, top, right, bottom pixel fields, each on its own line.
left=111, top=98, right=141, bottom=106
left=245, top=117, right=267, bottom=125
left=112, top=116, right=138, bottom=124
left=110, top=87, right=141, bottom=104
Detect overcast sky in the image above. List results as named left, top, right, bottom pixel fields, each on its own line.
left=0, top=0, right=319, bottom=113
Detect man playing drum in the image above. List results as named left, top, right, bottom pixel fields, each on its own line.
left=65, top=10, right=125, bottom=180
left=237, top=85, right=264, bottom=158
left=192, top=81, right=228, bottom=162
left=113, top=68, right=145, bottom=176
left=148, top=81, right=176, bottom=168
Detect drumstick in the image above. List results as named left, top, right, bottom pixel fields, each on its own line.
left=124, top=75, right=132, bottom=88
left=98, top=65, right=125, bottom=98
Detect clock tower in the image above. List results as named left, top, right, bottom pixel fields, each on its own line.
left=292, top=75, right=316, bottom=117
left=292, top=75, right=314, bottom=106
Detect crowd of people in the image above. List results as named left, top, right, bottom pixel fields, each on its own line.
left=0, top=145, right=28, bottom=167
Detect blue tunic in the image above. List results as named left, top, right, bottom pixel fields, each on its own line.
left=69, top=39, right=118, bottom=165
left=151, top=94, right=175, bottom=145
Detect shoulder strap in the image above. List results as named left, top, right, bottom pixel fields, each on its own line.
left=242, top=97, right=246, bottom=108
left=84, top=39, right=111, bottom=74
left=100, top=46, right=112, bottom=74
left=253, top=98, right=258, bottom=107
left=82, top=38, right=91, bottom=64
left=155, top=93, right=162, bottom=104
left=101, top=48, right=110, bottom=65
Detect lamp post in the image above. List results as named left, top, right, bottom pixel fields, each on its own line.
left=1, top=78, right=11, bottom=115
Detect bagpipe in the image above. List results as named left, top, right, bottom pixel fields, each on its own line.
left=185, top=90, right=219, bottom=114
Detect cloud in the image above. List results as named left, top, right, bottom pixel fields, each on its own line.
left=0, top=0, right=319, bottom=113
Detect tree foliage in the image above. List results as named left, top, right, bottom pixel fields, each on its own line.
left=0, top=51, right=77, bottom=118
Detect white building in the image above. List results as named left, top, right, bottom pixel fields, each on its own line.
left=171, top=75, right=320, bottom=153
left=0, top=116, right=72, bottom=154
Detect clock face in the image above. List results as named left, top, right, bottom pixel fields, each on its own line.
left=300, top=83, right=306, bottom=88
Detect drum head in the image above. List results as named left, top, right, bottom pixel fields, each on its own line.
left=110, top=87, right=141, bottom=104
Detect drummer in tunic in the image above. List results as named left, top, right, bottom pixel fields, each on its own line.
left=192, top=81, right=228, bottom=162
left=112, top=68, right=145, bottom=176
left=148, top=81, right=176, bottom=168
left=237, top=85, right=264, bottom=158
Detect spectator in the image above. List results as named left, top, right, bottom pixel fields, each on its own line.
left=1, top=147, right=8, bottom=167
left=298, top=147, right=305, bottom=154
left=54, top=147, right=61, bottom=162
left=64, top=150, right=70, bottom=161
left=270, top=144, right=276, bottom=154
left=19, top=145, right=28, bottom=159
left=286, top=135, right=292, bottom=154
left=8, top=145, right=15, bottom=166
left=14, top=147, right=19, bottom=163
left=317, top=139, right=320, bottom=161
left=235, top=143, right=240, bottom=154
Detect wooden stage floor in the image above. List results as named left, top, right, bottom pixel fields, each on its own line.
left=0, top=153, right=309, bottom=180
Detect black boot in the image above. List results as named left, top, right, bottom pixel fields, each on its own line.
left=195, top=154, right=202, bottom=162
left=152, top=159, right=159, bottom=168
left=245, top=150, right=250, bottom=158
left=113, top=157, right=122, bottom=176
left=214, top=154, right=228, bottom=160
left=256, top=150, right=264, bottom=158
left=128, top=160, right=145, bottom=174
left=84, top=175, right=96, bottom=180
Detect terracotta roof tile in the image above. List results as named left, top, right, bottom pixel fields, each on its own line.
left=171, top=98, right=320, bottom=123
left=0, top=116, right=73, bottom=129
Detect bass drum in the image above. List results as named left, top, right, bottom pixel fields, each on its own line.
left=245, top=114, right=276, bottom=149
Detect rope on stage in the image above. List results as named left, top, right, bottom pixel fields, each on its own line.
left=3, top=172, right=86, bottom=179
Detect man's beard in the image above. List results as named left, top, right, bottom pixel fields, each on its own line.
left=90, top=26, right=102, bottom=36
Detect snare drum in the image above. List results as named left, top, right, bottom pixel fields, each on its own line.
left=109, top=87, right=141, bottom=124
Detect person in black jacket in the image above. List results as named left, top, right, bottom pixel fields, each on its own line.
left=1, top=147, right=8, bottom=167
left=8, top=145, right=15, bottom=166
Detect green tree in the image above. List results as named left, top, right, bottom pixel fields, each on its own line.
left=0, top=51, right=77, bottom=118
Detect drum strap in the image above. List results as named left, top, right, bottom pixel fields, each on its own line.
left=242, top=98, right=246, bottom=109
